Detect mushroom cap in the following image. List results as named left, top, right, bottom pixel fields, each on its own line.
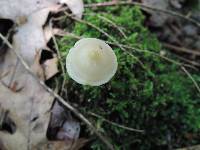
left=66, top=38, right=118, bottom=86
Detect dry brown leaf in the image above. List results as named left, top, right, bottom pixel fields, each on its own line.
left=60, top=0, right=84, bottom=18
left=0, top=0, right=55, bottom=22
left=42, top=57, right=59, bottom=80
left=0, top=0, right=84, bottom=22
left=0, top=43, right=54, bottom=149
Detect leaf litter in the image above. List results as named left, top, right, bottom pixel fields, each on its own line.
left=0, top=0, right=85, bottom=149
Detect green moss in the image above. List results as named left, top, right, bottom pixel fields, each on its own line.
left=57, top=5, right=200, bottom=150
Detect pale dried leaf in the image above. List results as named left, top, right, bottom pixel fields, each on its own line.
left=31, top=51, right=45, bottom=80
left=0, top=23, right=53, bottom=150
left=0, top=0, right=57, bottom=22
left=28, top=4, right=62, bottom=27
left=0, top=131, right=27, bottom=150
left=44, top=27, right=61, bottom=42
left=44, top=27, right=54, bottom=42
left=42, top=57, right=59, bottom=80
left=60, top=0, right=84, bottom=18
left=0, top=0, right=84, bottom=149
left=0, top=75, right=54, bottom=149
left=13, top=24, right=46, bottom=65
left=0, top=0, right=84, bottom=22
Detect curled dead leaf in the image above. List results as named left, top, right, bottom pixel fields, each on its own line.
left=42, top=57, right=59, bottom=80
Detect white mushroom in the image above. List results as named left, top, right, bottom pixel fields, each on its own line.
left=66, top=38, right=118, bottom=86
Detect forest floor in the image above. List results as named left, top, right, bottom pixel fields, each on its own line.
left=0, top=0, right=200, bottom=150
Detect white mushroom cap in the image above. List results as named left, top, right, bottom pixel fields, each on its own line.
left=66, top=38, right=118, bottom=86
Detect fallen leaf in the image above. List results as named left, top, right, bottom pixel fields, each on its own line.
left=0, top=0, right=85, bottom=149
left=0, top=75, right=54, bottom=150
left=42, top=57, right=59, bottom=80
left=0, top=0, right=84, bottom=23
left=60, top=0, right=84, bottom=18
left=0, top=0, right=56, bottom=22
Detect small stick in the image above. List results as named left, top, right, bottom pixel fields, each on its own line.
left=85, top=12, right=127, bottom=38
left=89, top=112, right=144, bottom=133
left=181, top=66, right=200, bottom=93
left=49, top=21, right=67, bottom=95
left=163, top=43, right=200, bottom=56
left=174, top=54, right=200, bottom=68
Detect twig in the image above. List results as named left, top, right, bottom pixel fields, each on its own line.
left=181, top=66, right=200, bottom=93
left=64, top=12, right=120, bottom=47
left=0, top=71, right=10, bottom=80
left=88, top=112, right=144, bottom=133
left=173, top=54, right=200, bottom=68
left=85, top=1, right=200, bottom=28
left=85, top=12, right=127, bottom=38
left=49, top=21, right=67, bottom=95
left=98, top=15, right=127, bottom=38
left=163, top=43, right=200, bottom=56
left=0, top=33, right=114, bottom=150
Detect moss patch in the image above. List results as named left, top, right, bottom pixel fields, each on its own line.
left=57, top=5, right=200, bottom=150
